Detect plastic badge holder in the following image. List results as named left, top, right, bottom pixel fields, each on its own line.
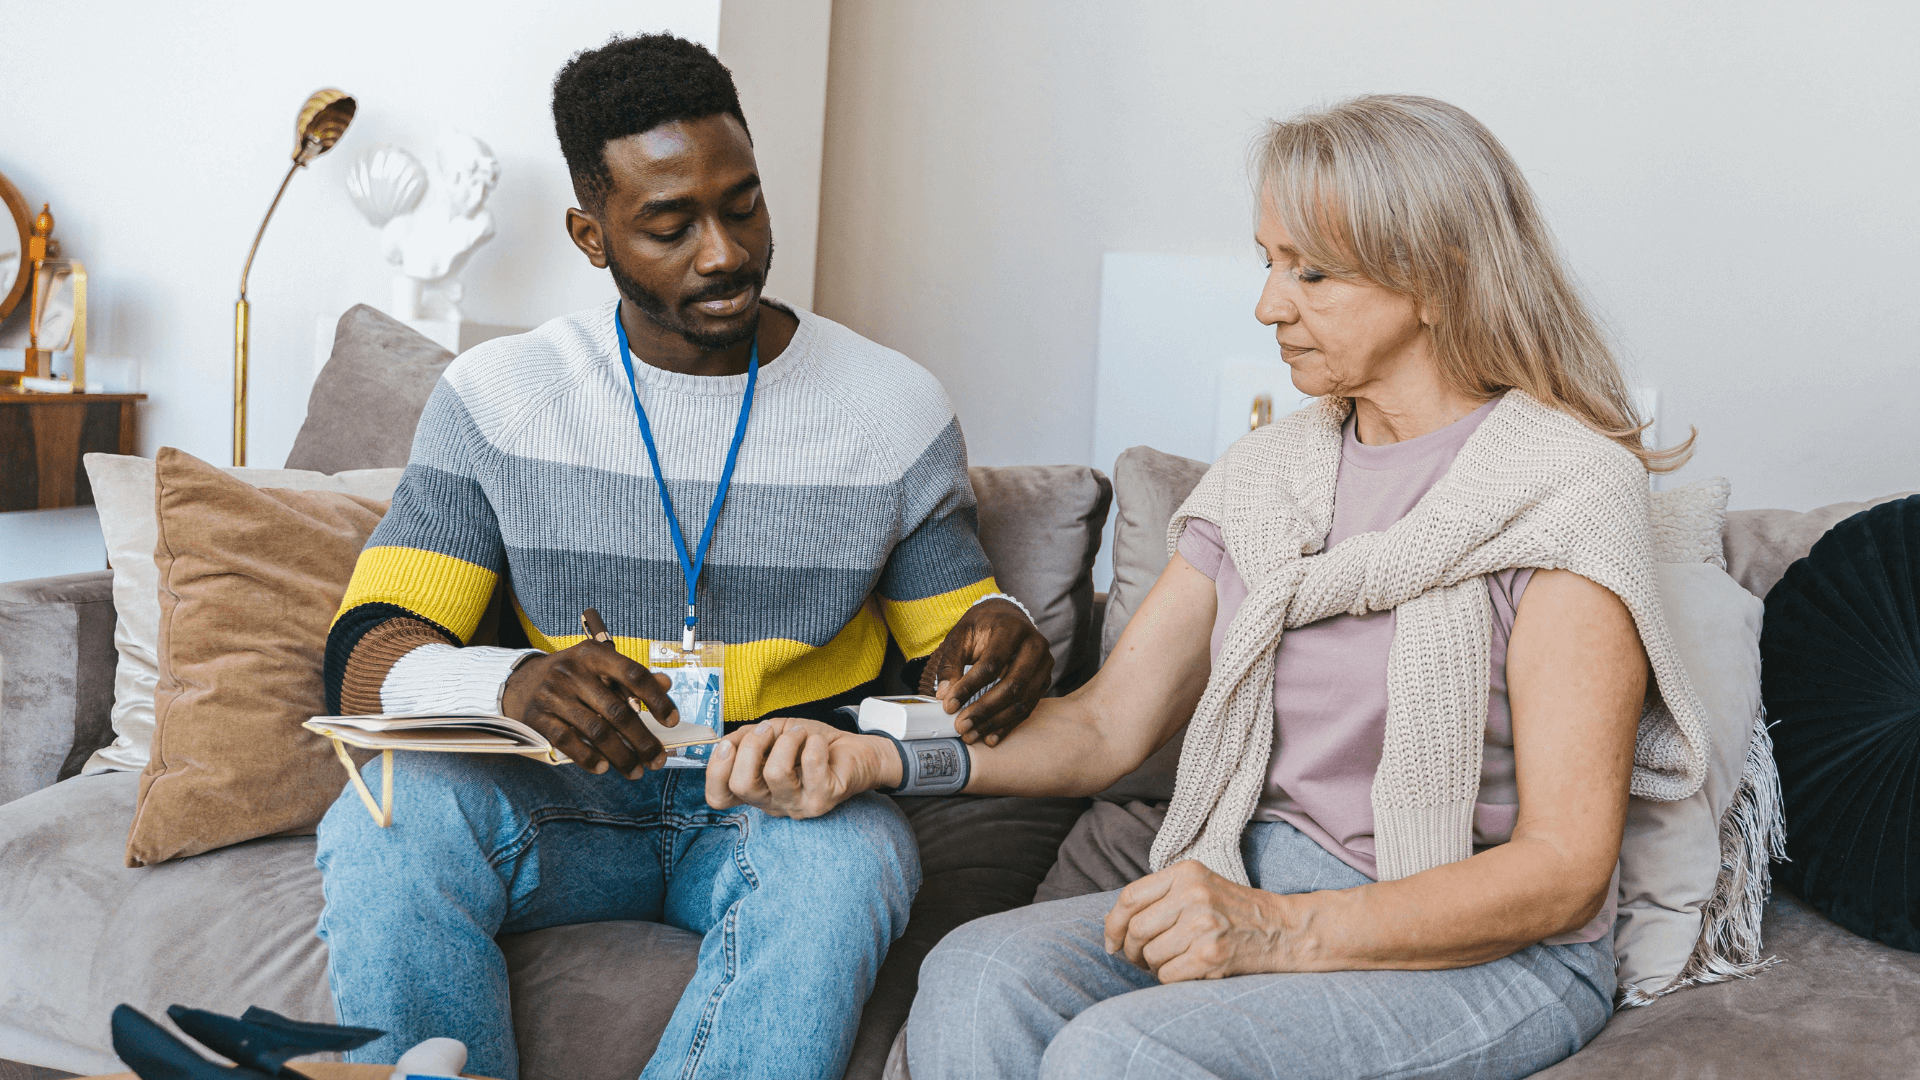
left=649, top=640, right=724, bottom=767
left=855, top=694, right=962, bottom=741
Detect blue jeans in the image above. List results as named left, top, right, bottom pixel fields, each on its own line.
left=314, top=754, right=919, bottom=1080
left=908, top=820, right=1613, bottom=1080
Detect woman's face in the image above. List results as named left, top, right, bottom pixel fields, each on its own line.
left=1254, top=200, right=1430, bottom=399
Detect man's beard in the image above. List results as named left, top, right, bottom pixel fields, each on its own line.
left=607, top=239, right=773, bottom=353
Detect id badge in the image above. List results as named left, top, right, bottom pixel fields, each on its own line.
left=648, top=640, right=725, bottom=768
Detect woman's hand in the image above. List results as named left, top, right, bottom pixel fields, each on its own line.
left=1103, top=860, right=1293, bottom=983
left=703, top=717, right=903, bottom=819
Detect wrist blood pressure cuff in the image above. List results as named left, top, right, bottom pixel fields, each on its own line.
left=873, top=732, right=970, bottom=797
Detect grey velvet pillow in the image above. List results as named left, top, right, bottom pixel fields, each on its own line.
left=1723, top=490, right=1919, bottom=600
left=1100, top=446, right=1209, bottom=663
left=968, top=465, right=1112, bottom=692
left=0, top=572, right=117, bottom=804
left=284, top=305, right=456, bottom=473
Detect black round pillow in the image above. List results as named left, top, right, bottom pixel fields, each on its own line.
left=1761, top=493, right=1920, bottom=952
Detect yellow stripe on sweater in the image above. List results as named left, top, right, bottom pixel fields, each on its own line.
left=881, top=577, right=998, bottom=660
left=334, top=546, right=498, bottom=643
left=515, top=598, right=892, bottom=722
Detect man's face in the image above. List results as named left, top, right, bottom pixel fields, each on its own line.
left=583, top=114, right=772, bottom=352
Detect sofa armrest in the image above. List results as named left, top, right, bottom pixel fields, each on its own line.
left=0, top=570, right=118, bottom=805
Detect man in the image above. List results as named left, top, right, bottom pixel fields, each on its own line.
left=314, top=33, right=1052, bottom=1080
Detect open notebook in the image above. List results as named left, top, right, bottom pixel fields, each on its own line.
left=305, top=711, right=721, bottom=826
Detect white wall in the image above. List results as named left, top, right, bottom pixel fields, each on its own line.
left=719, top=0, right=834, bottom=312
left=0, top=0, right=832, bottom=468
left=815, top=0, right=1920, bottom=512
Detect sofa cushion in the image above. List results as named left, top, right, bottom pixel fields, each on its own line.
left=497, top=921, right=701, bottom=1080
left=0, top=773, right=334, bottom=1077
left=1613, top=562, right=1767, bottom=997
left=285, top=305, right=456, bottom=475
left=1532, top=892, right=1920, bottom=1077
left=0, top=771, right=1083, bottom=1080
left=0, top=571, right=116, bottom=805
left=126, top=449, right=390, bottom=866
left=1723, top=489, right=1918, bottom=600
left=1099, top=447, right=1207, bottom=665
left=968, top=465, right=1111, bottom=691
left=80, top=454, right=403, bottom=776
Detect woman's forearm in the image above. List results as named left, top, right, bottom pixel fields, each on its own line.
left=961, top=554, right=1219, bottom=798
left=960, top=692, right=1157, bottom=797
left=1264, top=839, right=1612, bottom=971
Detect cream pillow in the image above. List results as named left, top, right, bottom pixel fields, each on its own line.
left=1614, top=560, right=1766, bottom=998
left=80, top=453, right=404, bottom=774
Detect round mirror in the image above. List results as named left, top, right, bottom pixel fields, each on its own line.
left=0, top=168, right=28, bottom=321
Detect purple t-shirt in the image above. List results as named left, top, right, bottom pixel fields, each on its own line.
left=1178, top=398, right=1613, bottom=943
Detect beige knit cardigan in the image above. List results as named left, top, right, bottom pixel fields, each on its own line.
left=1153, top=391, right=1711, bottom=884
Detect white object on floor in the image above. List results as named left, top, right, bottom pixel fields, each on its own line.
left=392, top=1036, right=467, bottom=1080
left=0, top=505, right=105, bottom=583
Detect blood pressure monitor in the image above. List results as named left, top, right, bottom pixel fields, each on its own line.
left=845, top=695, right=961, bottom=741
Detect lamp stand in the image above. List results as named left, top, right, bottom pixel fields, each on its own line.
left=234, top=159, right=301, bottom=467
left=231, top=88, right=355, bottom=466
left=233, top=298, right=250, bottom=466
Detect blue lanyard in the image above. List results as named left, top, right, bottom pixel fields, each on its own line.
left=615, top=310, right=758, bottom=651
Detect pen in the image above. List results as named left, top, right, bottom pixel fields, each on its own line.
left=583, top=607, right=667, bottom=721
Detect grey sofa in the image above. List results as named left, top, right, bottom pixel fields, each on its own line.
left=3, top=307, right=1918, bottom=1078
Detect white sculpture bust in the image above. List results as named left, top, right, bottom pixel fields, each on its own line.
left=347, top=132, right=500, bottom=322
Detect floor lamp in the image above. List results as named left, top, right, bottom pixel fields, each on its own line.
left=234, top=89, right=355, bottom=466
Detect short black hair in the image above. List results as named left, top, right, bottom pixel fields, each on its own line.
left=552, top=33, right=750, bottom=214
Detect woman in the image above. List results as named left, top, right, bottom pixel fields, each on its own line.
left=700, top=94, right=1710, bottom=1079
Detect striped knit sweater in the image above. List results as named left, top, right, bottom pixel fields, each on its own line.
left=323, top=299, right=1000, bottom=723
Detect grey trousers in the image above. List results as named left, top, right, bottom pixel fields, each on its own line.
left=906, top=820, right=1614, bottom=1080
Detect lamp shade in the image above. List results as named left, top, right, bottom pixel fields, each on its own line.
left=294, top=89, right=356, bottom=165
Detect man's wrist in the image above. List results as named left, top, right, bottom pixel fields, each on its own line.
left=971, top=591, right=1036, bottom=627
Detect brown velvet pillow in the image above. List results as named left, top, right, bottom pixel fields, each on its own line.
left=126, top=447, right=388, bottom=866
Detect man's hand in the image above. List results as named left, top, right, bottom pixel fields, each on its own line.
left=705, top=717, right=902, bottom=819
left=501, top=641, right=679, bottom=779
left=1103, top=860, right=1292, bottom=983
left=918, top=598, right=1052, bottom=745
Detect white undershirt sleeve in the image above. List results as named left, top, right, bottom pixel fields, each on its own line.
left=380, top=643, right=542, bottom=715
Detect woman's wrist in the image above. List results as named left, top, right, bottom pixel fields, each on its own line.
left=1257, top=889, right=1315, bottom=973
left=860, top=733, right=906, bottom=791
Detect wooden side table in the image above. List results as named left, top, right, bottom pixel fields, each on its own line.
left=0, top=391, right=145, bottom=511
